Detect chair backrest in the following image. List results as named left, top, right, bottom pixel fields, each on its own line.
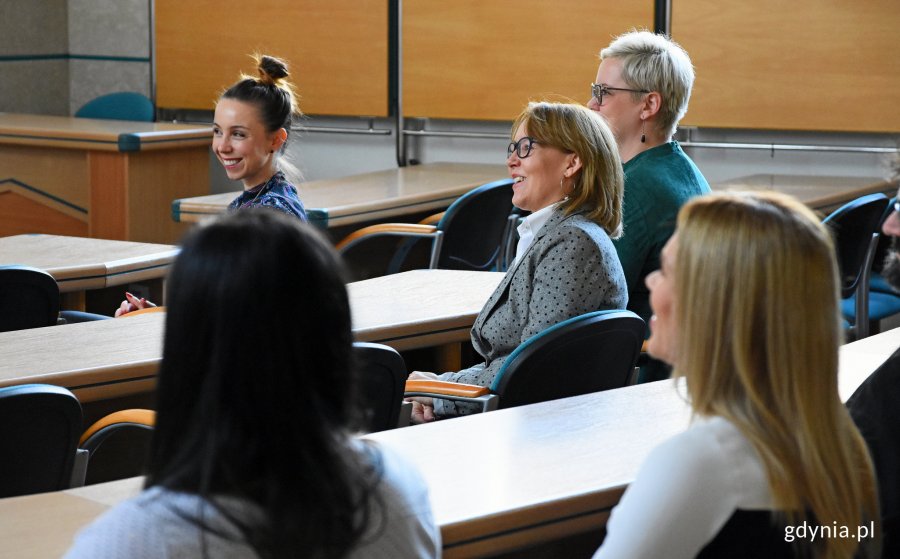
left=354, top=342, right=407, bottom=432
left=75, top=92, right=154, bottom=122
left=434, top=178, right=515, bottom=271
left=492, top=310, right=645, bottom=409
left=0, top=265, right=59, bottom=332
left=0, top=384, right=83, bottom=497
left=824, top=193, right=889, bottom=298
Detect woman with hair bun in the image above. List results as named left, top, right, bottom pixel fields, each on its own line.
left=217, top=54, right=307, bottom=220
left=115, top=55, right=307, bottom=317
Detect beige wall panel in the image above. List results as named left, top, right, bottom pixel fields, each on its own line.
left=0, top=191, right=88, bottom=237
left=155, top=0, right=389, bottom=117
left=403, top=1, right=653, bottom=121
left=0, top=146, right=89, bottom=210
left=673, top=0, right=900, bottom=132
left=123, top=148, right=207, bottom=244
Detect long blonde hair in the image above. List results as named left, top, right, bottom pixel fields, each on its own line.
left=674, top=192, right=878, bottom=558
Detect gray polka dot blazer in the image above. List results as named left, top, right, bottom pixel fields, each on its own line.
left=434, top=207, right=628, bottom=417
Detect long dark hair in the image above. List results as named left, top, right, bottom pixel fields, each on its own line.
left=146, top=210, right=381, bottom=558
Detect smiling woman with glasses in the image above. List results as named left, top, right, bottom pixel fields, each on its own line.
left=587, top=31, right=712, bottom=383
left=406, top=101, right=628, bottom=423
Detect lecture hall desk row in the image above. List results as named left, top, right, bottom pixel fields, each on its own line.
left=0, top=327, right=896, bottom=559
left=172, top=162, right=509, bottom=231
left=0, top=234, right=178, bottom=311
left=0, top=269, right=504, bottom=403
left=172, top=172, right=894, bottom=229
left=0, top=113, right=211, bottom=244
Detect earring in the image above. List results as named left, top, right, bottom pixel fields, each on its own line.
left=640, top=119, right=646, bottom=144
left=560, top=177, right=571, bottom=202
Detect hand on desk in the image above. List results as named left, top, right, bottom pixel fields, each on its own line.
left=115, top=292, right=157, bottom=317
left=407, top=371, right=438, bottom=424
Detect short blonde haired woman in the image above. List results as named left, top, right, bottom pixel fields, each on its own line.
left=594, top=192, right=878, bottom=559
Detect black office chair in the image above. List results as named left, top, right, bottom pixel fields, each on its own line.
left=336, top=179, right=514, bottom=280
left=0, top=384, right=83, bottom=498
left=405, top=309, right=645, bottom=413
left=355, top=342, right=410, bottom=432
left=824, top=193, right=889, bottom=340
left=78, top=409, right=155, bottom=485
left=73, top=342, right=406, bottom=486
left=0, top=265, right=59, bottom=332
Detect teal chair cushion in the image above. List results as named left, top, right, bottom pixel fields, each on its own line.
left=75, top=92, right=154, bottom=122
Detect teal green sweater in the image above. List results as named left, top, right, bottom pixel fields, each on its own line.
left=613, top=141, right=710, bottom=324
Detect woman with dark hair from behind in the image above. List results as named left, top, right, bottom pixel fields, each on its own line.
left=66, top=210, right=440, bottom=558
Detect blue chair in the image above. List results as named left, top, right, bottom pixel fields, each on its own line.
left=405, top=309, right=645, bottom=413
left=824, top=193, right=889, bottom=340
left=0, top=384, right=83, bottom=497
left=336, top=179, right=514, bottom=279
left=75, top=92, right=154, bottom=122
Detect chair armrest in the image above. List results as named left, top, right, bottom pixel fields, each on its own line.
left=404, top=380, right=499, bottom=413
left=335, top=223, right=438, bottom=252
left=418, top=212, right=445, bottom=226
left=118, top=306, right=165, bottom=318
left=80, top=409, right=156, bottom=446
left=405, top=379, right=489, bottom=397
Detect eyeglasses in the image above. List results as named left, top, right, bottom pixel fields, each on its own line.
left=507, top=136, right=541, bottom=159
left=894, top=201, right=900, bottom=214
left=590, top=83, right=650, bottom=106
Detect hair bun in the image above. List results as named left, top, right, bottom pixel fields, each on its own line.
left=257, top=55, right=289, bottom=86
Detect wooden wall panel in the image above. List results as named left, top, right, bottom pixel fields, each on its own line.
left=673, top=0, right=900, bottom=132
left=155, top=0, right=389, bottom=117
left=403, top=1, right=654, bottom=121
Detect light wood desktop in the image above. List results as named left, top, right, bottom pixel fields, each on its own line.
left=712, top=174, right=895, bottom=214
left=0, top=113, right=211, bottom=244
left=1, top=327, right=895, bottom=559
left=0, top=269, right=503, bottom=403
left=0, top=234, right=178, bottom=310
left=171, top=162, right=509, bottom=228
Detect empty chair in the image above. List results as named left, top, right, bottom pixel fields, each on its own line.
left=405, top=309, right=645, bottom=413
left=0, top=384, right=83, bottom=498
left=78, top=409, right=155, bottom=485
left=0, top=265, right=59, bottom=332
left=355, top=342, right=410, bottom=432
left=75, top=92, right=154, bottom=122
left=336, top=178, right=514, bottom=279
left=824, top=193, right=889, bottom=339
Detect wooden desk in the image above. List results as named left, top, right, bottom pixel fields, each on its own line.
left=1, top=327, right=894, bottom=559
left=172, top=162, right=509, bottom=228
left=712, top=174, right=895, bottom=214
left=0, top=270, right=503, bottom=402
left=0, top=113, right=211, bottom=244
left=0, top=234, right=178, bottom=310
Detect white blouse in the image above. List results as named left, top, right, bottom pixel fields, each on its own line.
left=593, top=416, right=775, bottom=559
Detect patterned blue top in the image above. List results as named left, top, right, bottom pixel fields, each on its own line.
left=227, top=171, right=308, bottom=221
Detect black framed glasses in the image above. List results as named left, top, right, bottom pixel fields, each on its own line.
left=508, top=136, right=540, bottom=159
left=590, top=83, right=650, bottom=106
